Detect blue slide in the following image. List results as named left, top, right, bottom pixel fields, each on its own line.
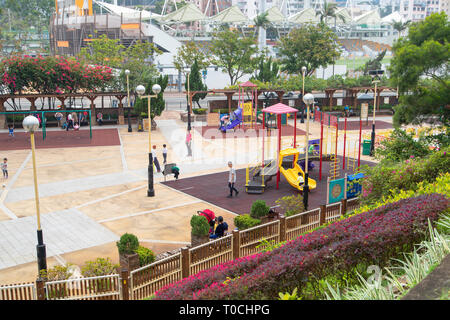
left=220, top=107, right=243, bottom=132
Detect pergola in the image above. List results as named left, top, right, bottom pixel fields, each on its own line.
left=262, top=103, right=298, bottom=190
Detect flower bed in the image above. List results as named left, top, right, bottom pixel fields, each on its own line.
left=153, top=194, right=449, bottom=300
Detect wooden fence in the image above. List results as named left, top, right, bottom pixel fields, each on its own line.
left=0, top=198, right=359, bottom=300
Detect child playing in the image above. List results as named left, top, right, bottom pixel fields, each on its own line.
left=8, top=125, right=14, bottom=137
left=162, top=144, right=168, bottom=164
left=1, top=158, right=8, bottom=187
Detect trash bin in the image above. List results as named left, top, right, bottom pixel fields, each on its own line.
left=362, top=140, right=372, bottom=155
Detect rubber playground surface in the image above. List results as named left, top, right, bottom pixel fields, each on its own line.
left=194, top=124, right=307, bottom=139
left=163, top=155, right=376, bottom=215
left=337, top=120, right=393, bottom=131
left=0, top=128, right=121, bottom=151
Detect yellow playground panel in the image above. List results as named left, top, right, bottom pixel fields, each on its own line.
left=279, top=148, right=317, bottom=192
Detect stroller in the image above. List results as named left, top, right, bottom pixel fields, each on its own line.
left=197, top=209, right=216, bottom=234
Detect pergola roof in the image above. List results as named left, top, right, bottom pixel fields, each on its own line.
left=239, top=81, right=257, bottom=87
left=354, top=9, right=381, bottom=25
left=288, top=8, right=319, bottom=24
left=265, top=6, right=285, bottom=23
left=210, top=5, right=248, bottom=23
left=262, top=103, right=298, bottom=114
left=161, top=3, right=206, bottom=23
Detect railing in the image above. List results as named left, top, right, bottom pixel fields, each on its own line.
left=189, top=235, right=233, bottom=276
left=285, top=208, right=321, bottom=242
left=0, top=282, right=36, bottom=300
left=2, top=198, right=359, bottom=300
left=130, top=253, right=181, bottom=300
left=45, top=274, right=120, bottom=300
left=239, top=220, right=280, bottom=257
left=325, top=202, right=342, bottom=223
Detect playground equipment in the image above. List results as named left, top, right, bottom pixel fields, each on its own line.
left=279, top=148, right=317, bottom=192
left=1, top=110, right=92, bottom=140
left=219, top=107, right=243, bottom=132
left=245, top=159, right=278, bottom=194
left=238, top=81, right=258, bottom=129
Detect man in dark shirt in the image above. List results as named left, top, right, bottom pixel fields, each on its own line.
left=209, top=216, right=228, bottom=239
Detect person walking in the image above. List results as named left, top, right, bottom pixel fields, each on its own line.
left=162, top=144, right=168, bottom=164
left=1, top=158, right=8, bottom=188
left=152, top=145, right=161, bottom=173
left=186, top=130, right=192, bottom=157
left=227, top=161, right=238, bottom=198
left=66, top=113, right=73, bottom=131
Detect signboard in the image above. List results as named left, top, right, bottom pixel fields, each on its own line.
left=242, top=102, right=253, bottom=116
left=327, top=176, right=347, bottom=204
left=361, top=103, right=368, bottom=119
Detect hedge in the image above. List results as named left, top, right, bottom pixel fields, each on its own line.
left=153, top=193, right=449, bottom=300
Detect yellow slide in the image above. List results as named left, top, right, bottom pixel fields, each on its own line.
left=279, top=148, right=317, bottom=192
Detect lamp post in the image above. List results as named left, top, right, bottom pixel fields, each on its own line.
left=186, top=71, right=191, bottom=131
left=302, top=93, right=314, bottom=211
left=369, top=70, right=384, bottom=156
left=22, top=115, right=47, bottom=275
left=301, top=66, right=307, bottom=123
left=125, top=69, right=132, bottom=132
left=136, top=83, right=161, bottom=197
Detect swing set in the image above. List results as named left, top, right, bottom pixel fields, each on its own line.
left=1, top=109, right=93, bottom=140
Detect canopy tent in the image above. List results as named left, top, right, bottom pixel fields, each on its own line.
left=264, top=6, right=286, bottom=24
left=288, top=8, right=319, bottom=24
left=381, top=11, right=406, bottom=25
left=354, top=9, right=381, bottom=26
left=262, top=103, right=299, bottom=190
left=161, top=3, right=207, bottom=23
left=209, top=5, right=248, bottom=23
left=93, top=0, right=161, bottom=20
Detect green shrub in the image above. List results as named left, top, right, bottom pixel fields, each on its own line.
left=250, top=200, right=270, bottom=219
left=216, top=108, right=230, bottom=114
left=136, top=246, right=156, bottom=267
left=192, top=108, right=207, bottom=115
left=234, top=214, right=261, bottom=230
left=116, top=233, right=139, bottom=255
left=39, top=264, right=74, bottom=281
left=81, top=257, right=119, bottom=277
left=190, top=215, right=210, bottom=236
left=275, top=194, right=304, bottom=217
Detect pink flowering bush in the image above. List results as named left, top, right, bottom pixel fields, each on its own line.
left=153, top=194, right=449, bottom=300
left=0, top=55, right=114, bottom=94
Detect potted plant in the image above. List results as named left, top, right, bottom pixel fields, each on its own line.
left=190, top=215, right=210, bottom=247
left=116, top=233, right=140, bottom=271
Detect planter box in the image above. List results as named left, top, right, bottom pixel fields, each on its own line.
left=143, top=118, right=157, bottom=131
left=119, top=253, right=140, bottom=271
left=191, top=233, right=209, bottom=247
left=180, top=113, right=207, bottom=123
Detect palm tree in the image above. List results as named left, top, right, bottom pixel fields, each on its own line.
left=391, top=20, right=411, bottom=40
left=254, top=11, right=271, bottom=52
left=315, top=1, right=344, bottom=25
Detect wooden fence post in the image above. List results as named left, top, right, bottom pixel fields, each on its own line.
left=320, top=205, right=326, bottom=225
left=232, top=230, right=240, bottom=260
left=120, top=269, right=130, bottom=300
left=36, top=278, right=46, bottom=300
left=279, top=216, right=286, bottom=242
left=341, top=199, right=347, bottom=215
left=181, top=247, right=190, bottom=279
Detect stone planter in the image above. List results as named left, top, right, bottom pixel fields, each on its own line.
left=191, top=233, right=209, bottom=247
left=180, top=112, right=207, bottom=123
left=119, top=252, right=140, bottom=271
left=143, top=118, right=157, bottom=131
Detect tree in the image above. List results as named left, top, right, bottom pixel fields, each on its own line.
left=391, top=20, right=411, bottom=39
left=253, top=12, right=271, bottom=52
left=359, top=49, right=387, bottom=75
left=185, top=59, right=208, bottom=108
left=389, top=12, right=450, bottom=126
left=173, top=40, right=209, bottom=76
left=209, top=28, right=258, bottom=86
left=133, top=74, right=168, bottom=120
left=315, top=1, right=344, bottom=25
left=278, top=24, right=340, bottom=77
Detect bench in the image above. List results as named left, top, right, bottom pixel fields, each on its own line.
left=162, top=163, right=177, bottom=182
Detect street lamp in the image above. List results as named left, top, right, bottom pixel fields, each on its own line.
left=186, top=71, right=191, bottom=131
left=22, top=115, right=47, bottom=276
left=125, top=69, right=132, bottom=133
left=301, top=66, right=307, bottom=123
left=368, top=69, right=384, bottom=156
left=136, top=83, right=162, bottom=197
left=302, top=93, right=314, bottom=210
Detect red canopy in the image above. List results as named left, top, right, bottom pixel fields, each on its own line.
left=262, top=103, right=298, bottom=114
left=239, top=81, right=258, bottom=87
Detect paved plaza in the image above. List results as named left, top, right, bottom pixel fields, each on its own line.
left=0, top=111, right=392, bottom=284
